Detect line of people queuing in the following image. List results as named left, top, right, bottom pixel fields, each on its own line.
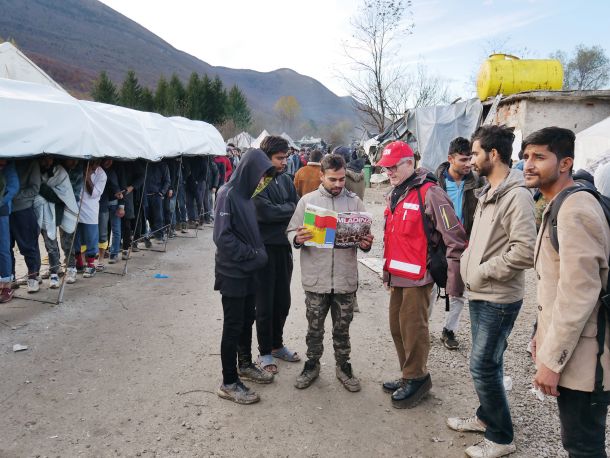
left=213, top=129, right=610, bottom=458
left=0, top=153, right=236, bottom=304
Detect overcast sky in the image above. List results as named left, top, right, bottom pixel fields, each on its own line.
left=98, top=0, right=610, bottom=99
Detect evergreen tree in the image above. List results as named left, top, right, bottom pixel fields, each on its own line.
left=185, top=72, right=201, bottom=120
left=140, top=87, right=155, bottom=112
left=118, top=70, right=142, bottom=109
left=207, top=76, right=228, bottom=125
left=226, top=85, right=252, bottom=130
left=154, top=76, right=170, bottom=115
left=167, top=73, right=186, bottom=116
left=198, top=74, right=212, bottom=121
left=91, top=71, right=118, bottom=104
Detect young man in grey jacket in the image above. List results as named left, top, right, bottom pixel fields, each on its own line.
left=287, top=154, right=373, bottom=392
left=447, top=126, right=536, bottom=458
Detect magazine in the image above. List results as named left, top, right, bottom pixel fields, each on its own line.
left=335, top=212, right=373, bottom=248
left=302, top=204, right=372, bottom=249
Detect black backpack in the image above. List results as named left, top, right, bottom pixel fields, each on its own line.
left=547, top=180, right=610, bottom=402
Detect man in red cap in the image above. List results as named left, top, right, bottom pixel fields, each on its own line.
left=379, top=141, right=467, bottom=408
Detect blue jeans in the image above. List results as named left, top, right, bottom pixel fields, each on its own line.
left=469, top=299, right=522, bottom=445
left=10, top=207, right=41, bottom=279
left=108, top=205, right=122, bottom=256
left=78, top=223, right=99, bottom=258
left=0, top=215, right=11, bottom=282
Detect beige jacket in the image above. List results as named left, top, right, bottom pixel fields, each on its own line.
left=287, top=185, right=366, bottom=294
left=461, top=169, right=536, bottom=303
left=535, top=190, right=610, bottom=391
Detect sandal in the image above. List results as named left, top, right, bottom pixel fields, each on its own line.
left=257, top=354, right=278, bottom=374
left=271, top=346, right=301, bottom=362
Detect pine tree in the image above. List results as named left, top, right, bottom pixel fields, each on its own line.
left=154, top=76, right=169, bottom=115
left=226, top=85, right=252, bottom=130
left=91, top=71, right=118, bottom=104
left=140, top=87, right=155, bottom=112
left=198, top=74, right=212, bottom=121
left=185, top=72, right=201, bottom=120
left=207, top=76, right=228, bottom=125
left=167, top=73, right=186, bottom=116
left=118, top=70, right=142, bottom=109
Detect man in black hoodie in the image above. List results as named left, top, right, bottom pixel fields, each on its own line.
left=213, top=148, right=275, bottom=405
left=253, top=136, right=300, bottom=374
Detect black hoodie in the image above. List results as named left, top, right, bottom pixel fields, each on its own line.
left=213, top=149, right=274, bottom=278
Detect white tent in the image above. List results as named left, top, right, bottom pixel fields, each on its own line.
left=0, top=77, right=226, bottom=160
left=227, top=131, right=255, bottom=149
left=252, top=129, right=271, bottom=148
left=0, top=42, right=66, bottom=92
left=280, top=132, right=297, bottom=148
left=574, top=116, right=610, bottom=172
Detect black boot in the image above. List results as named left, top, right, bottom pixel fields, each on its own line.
left=391, top=374, right=432, bottom=409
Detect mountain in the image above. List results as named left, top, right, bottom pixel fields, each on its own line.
left=0, top=0, right=358, bottom=136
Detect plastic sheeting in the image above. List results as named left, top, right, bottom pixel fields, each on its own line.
left=574, top=116, right=610, bottom=172
left=0, top=77, right=226, bottom=160
left=0, top=42, right=66, bottom=92
left=413, top=98, right=483, bottom=172
left=227, top=131, right=255, bottom=148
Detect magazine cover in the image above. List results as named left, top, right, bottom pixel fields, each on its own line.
left=335, top=212, right=373, bottom=248
left=303, top=204, right=338, bottom=248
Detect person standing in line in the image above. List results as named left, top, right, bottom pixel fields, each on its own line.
left=253, top=136, right=300, bottom=373
left=433, top=137, right=483, bottom=349
left=213, top=149, right=276, bottom=405
left=379, top=141, right=467, bottom=408
left=0, top=159, right=19, bottom=303
left=59, top=159, right=83, bottom=284
left=447, top=125, right=536, bottom=458
left=10, top=159, right=42, bottom=293
left=287, top=154, right=373, bottom=392
left=293, top=149, right=323, bottom=197
left=523, top=127, right=610, bottom=458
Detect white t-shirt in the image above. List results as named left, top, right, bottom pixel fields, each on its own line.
left=79, top=167, right=107, bottom=224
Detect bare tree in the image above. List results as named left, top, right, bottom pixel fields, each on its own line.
left=340, top=0, right=414, bottom=133
left=552, top=44, right=610, bottom=90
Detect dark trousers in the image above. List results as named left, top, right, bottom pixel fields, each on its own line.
left=255, top=245, right=293, bottom=355
left=145, top=194, right=164, bottom=240
left=557, top=387, right=608, bottom=458
left=186, top=185, right=198, bottom=222
left=220, top=294, right=255, bottom=385
left=469, top=299, right=522, bottom=445
left=9, top=207, right=41, bottom=279
left=121, top=218, right=133, bottom=250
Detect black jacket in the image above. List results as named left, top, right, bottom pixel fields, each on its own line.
left=435, top=162, right=483, bottom=237
left=213, top=149, right=274, bottom=278
left=145, top=162, right=170, bottom=196
left=254, top=173, right=299, bottom=246
left=120, top=161, right=145, bottom=219
left=207, top=157, right=219, bottom=190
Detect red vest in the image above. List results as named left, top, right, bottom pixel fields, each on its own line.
left=383, top=182, right=434, bottom=280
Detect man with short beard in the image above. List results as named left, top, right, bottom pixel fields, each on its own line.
left=523, top=127, right=610, bottom=458
left=287, top=154, right=373, bottom=392
left=448, top=125, right=536, bottom=458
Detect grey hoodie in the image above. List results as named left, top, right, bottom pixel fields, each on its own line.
left=460, top=168, right=536, bottom=303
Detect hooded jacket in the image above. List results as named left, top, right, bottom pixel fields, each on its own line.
left=460, top=168, right=536, bottom=303
left=254, top=172, right=299, bottom=246
left=345, top=168, right=365, bottom=201
left=213, top=149, right=274, bottom=279
left=435, top=162, right=483, bottom=237
left=287, top=185, right=367, bottom=294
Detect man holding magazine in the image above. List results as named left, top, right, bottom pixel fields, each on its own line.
left=287, top=154, right=373, bottom=393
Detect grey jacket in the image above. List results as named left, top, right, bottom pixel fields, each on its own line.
left=287, top=185, right=367, bottom=294
left=13, top=160, right=41, bottom=212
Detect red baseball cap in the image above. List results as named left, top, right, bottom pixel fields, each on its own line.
left=377, top=141, right=414, bottom=167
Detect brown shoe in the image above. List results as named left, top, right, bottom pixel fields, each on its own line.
left=0, top=287, right=14, bottom=303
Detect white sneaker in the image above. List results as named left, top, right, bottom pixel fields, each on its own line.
left=465, top=439, right=516, bottom=458
left=447, top=415, right=486, bottom=433
left=27, top=278, right=40, bottom=293
left=49, top=274, right=60, bottom=289
left=66, top=267, right=77, bottom=284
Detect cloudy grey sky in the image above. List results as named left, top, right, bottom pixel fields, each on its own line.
left=98, top=0, right=610, bottom=98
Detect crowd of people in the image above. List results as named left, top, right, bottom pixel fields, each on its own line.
left=0, top=152, right=243, bottom=303
left=212, top=130, right=610, bottom=458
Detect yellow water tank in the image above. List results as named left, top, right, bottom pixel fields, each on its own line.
left=476, top=54, right=564, bottom=101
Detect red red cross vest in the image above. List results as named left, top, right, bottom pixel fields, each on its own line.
left=383, top=182, right=434, bottom=280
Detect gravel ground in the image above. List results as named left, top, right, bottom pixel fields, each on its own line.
left=0, top=186, right=607, bottom=457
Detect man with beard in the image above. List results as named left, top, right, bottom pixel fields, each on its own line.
left=523, top=127, right=610, bottom=458
left=287, top=154, right=373, bottom=392
left=447, top=125, right=536, bottom=458
left=253, top=136, right=300, bottom=374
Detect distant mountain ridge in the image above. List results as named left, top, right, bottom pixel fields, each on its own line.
left=0, top=0, right=358, bottom=134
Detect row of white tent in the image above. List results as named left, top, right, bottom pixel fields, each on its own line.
left=227, top=130, right=298, bottom=149
left=0, top=42, right=225, bottom=161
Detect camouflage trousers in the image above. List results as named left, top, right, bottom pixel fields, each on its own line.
left=304, top=291, right=356, bottom=365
